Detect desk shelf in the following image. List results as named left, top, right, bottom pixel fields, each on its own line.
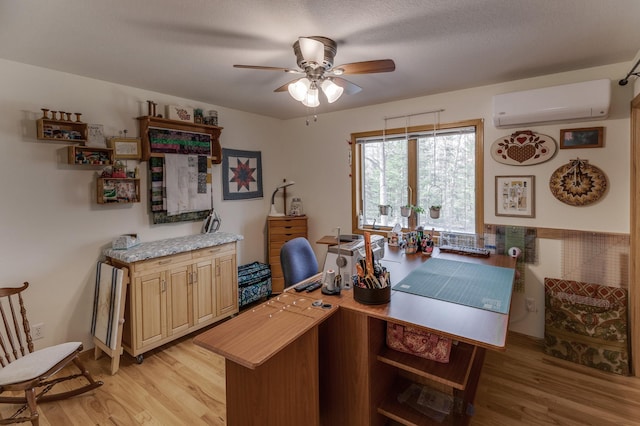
left=378, top=377, right=465, bottom=426
left=377, top=341, right=477, bottom=391
left=373, top=318, right=480, bottom=426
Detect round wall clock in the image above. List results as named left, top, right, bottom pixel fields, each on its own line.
left=549, top=158, right=607, bottom=206
left=490, top=130, right=556, bottom=165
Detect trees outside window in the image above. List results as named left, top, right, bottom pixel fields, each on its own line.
left=352, top=119, right=484, bottom=235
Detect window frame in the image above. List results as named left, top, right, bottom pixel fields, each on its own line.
left=350, top=118, right=484, bottom=236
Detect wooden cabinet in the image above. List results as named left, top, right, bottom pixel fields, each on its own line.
left=137, top=115, right=223, bottom=163
left=133, top=269, right=166, bottom=349
left=267, top=216, right=308, bottom=293
left=97, top=178, right=140, bottom=204
left=215, top=251, right=238, bottom=316
left=109, top=242, right=238, bottom=361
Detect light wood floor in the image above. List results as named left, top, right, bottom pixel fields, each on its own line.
left=3, top=331, right=639, bottom=425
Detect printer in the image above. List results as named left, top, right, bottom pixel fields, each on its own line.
left=323, top=234, right=385, bottom=289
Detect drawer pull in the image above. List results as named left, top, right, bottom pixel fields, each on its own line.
left=158, top=259, right=172, bottom=265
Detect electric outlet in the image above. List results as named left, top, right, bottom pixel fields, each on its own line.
left=32, top=322, right=44, bottom=340
left=525, top=297, right=536, bottom=312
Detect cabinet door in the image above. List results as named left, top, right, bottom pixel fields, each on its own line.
left=216, top=253, right=238, bottom=316
left=166, top=264, right=192, bottom=336
left=134, top=271, right=167, bottom=350
left=193, top=258, right=216, bottom=325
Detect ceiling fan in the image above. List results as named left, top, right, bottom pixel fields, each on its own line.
left=234, top=36, right=395, bottom=107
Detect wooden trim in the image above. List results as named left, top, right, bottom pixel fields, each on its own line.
left=407, top=137, right=418, bottom=229
left=475, top=119, right=485, bottom=235
left=631, top=92, right=640, bottom=376
left=351, top=133, right=360, bottom=233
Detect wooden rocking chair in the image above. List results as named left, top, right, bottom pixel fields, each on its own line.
left=0, top=282, right=103, bottom=425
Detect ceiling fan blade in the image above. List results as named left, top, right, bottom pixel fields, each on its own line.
left=274, top=79, right=300, bottom=92
left=234, top=64, right=301, bottom=74
left=298, top=37, right=325, bottom=64
left=332, top=77, right=362, bottom=95
left=332, top=59, right=396, bottom=75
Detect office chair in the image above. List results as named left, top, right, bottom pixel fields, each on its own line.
left=0, top=282, right=103, bottom=425
left=280, top=237, right=319, bottom=288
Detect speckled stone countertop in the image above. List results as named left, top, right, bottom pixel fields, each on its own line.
left=103, top=232, right=244, bottom=263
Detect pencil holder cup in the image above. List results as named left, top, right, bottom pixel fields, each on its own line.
left=354, top=285, right=391, bottom=305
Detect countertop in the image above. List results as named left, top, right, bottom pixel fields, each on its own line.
left=103, top=232, right=244, bottom=263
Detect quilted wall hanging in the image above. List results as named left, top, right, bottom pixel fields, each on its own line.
left=222, top=148, right=263, bottom=200
left=549, top=158, right=607, bottom=206
left=491, top=130, right=556, bottom=165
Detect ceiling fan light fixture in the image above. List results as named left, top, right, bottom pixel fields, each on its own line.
left=236, top=36, right=395, bottom=111
left=302, top=82, right=320, bottom=108
left=321, top=79, right=344, bottom=103
left=288, top=78, right=310, bottom=102
left=297, top=37, right=328, bottom=68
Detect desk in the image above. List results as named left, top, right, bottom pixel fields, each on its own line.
left=194, top=248, right=515, bottom=425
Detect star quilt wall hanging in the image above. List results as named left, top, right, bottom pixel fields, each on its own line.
left=222, top=148, right=263, bottom=200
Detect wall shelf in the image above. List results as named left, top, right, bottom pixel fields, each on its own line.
left=137, top=116, right=222, bottom=163
left=37, top=118, right=87, bottom=143
left=68, top=146, right=114, bottom=166
left=97, top=178, right=140, bottom=204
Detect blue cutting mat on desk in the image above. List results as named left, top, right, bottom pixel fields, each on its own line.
left=392, top=258, right=515, bottom=314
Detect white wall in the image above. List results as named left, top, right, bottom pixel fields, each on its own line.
left=0, top=58, right=634, bottom=351
left=281, top=61, right=634, bottom=338
left=0, top=59, right=285, bottom=349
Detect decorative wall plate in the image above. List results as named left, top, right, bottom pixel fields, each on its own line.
left=491, top=130, right=556, bottom=165
left=549, top=158, right=607, bottom=206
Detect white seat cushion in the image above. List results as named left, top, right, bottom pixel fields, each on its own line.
left=0, top=342, right=81, bottom=386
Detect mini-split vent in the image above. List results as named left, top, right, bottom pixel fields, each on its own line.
left=492, top=79, right=610, bottom=128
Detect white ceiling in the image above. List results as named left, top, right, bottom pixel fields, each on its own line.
left=1, top=0, right=639, bottom=120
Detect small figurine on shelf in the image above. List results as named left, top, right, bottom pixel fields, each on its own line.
left=194, top=108, right=204, bottom=124
left=100, top=166, right=113, bottom=178
left=112, top=161, right=127, bottom=178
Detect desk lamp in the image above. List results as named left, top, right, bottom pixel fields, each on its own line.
left=269, top=181, right=295, bottom=216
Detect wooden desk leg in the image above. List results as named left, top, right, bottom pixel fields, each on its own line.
left=225, top=328, right=319, bottom=426
left=455, top=346, right=486, bottom=425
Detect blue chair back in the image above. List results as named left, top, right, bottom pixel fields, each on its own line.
left=280, top=237, right=319, bottom=288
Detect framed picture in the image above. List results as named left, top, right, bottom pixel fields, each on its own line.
left=109, top=137, right=141, bottom=160
left=222, top=148, right=263, bottom=200
left=560, top=127, right=604, bottom=149
left=495, top=175, right=535, bottom=218
left=87, top=124, right=106, bottom=147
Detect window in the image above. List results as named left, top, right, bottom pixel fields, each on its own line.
left=351, top=119, right=484, bottom=235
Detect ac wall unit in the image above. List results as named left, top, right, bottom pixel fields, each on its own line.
left=492, top=79, right=610, bottom=128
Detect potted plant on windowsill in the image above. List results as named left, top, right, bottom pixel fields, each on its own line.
left=400, top=204, right=425, bottom=217
left=429, top=205, right=441, bottom=219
